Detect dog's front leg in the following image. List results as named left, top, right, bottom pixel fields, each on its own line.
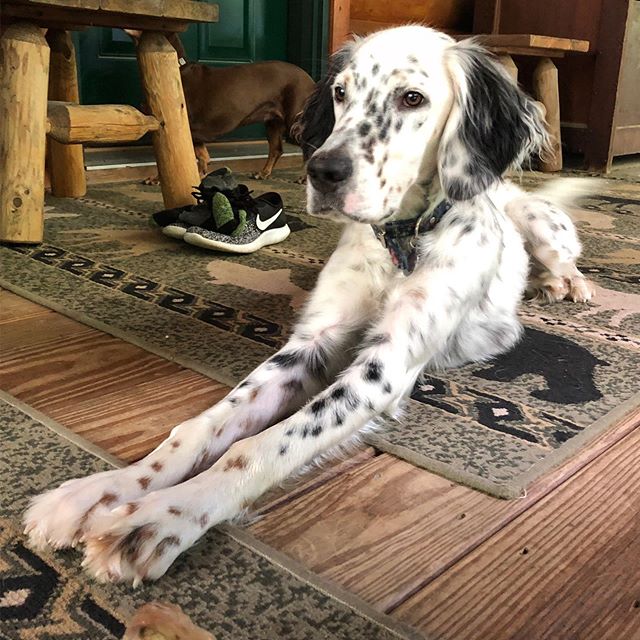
left=24, top=226, right=389, bottom=554
left=80, top=268, right=479, bottom=584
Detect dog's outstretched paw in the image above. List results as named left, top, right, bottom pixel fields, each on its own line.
left=23, top=469, right=134, bottom=551
left=82, top=496, right=207, bottom=585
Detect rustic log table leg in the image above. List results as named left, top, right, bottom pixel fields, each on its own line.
left=0, top=23, right=50, bottom=244
left=136, top=31, right=198, bottom=209
left=46, top=29, right=86, bottom=198
left=533, top=57, right=563, bottom=172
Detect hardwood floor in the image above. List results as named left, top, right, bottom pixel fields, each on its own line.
left=1, top=288, right=638, bottom=639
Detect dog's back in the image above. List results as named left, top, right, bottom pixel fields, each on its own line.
left=181, top=61, right=315, bottom=143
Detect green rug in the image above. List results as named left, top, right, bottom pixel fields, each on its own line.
left=1, top=168, right=639, bottom=498
left=0, top=394, right=420, bottom=640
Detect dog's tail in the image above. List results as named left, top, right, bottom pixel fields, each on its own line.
left=532, top=177, right=605, bottom=208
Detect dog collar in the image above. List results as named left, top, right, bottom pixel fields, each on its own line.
left=371, top=199, right=452, bottom=275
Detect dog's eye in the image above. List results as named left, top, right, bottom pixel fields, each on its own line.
left=334, top=85, right=346, bottom=103
left=402, top=91, right=424, bottom=108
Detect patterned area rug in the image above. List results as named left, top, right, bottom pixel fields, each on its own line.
left=0, top=394, right=419, bottom=640
left=0, top=169, right=639, bottom=497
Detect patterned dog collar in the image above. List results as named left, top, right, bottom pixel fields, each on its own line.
left=371, top=199, right=452, bottom=275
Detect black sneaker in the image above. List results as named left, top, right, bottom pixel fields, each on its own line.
left=183, top=191, right=290, bottom=254
left=152, top=168, right=238, bottom=239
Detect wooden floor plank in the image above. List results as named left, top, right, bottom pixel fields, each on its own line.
left=0, top=289, right=53, bottom=324
left=394, top=428, right=640, bottom=640
left=0, top=300, right=231, bottom=461
left=250, top=405, right=640, bottom=612
left=251, top=453, right=521, bottom=611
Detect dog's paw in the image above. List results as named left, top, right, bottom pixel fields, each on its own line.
left=567, top=276, right=595, bottom=303
left=82, top=495, right=208, bottom=585
left=24, top=469, right=140, bottom=551
left=250, top=171, right=269, bottom=180
left=142, top=175, right=160, bottom=186
left=527, top=275, right=569, bottom=304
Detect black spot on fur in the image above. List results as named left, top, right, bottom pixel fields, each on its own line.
left=279, top=445, right=288, bottom=456
left=331, top=386, right=346, bottom=400
left=363, top=359, right=383, bottom=383
left=372, top=63, right=380, bottom=75
left=333, top=385, right=360, bottom=411
left=334, top=411, right=345, bottom=426
left=358, top=121, right=372, bottom=137
left=238, top=380, right=251, bottom=389
left=309, top=398, right=327, bottom=416
left=311, top=425, right=323, bottom=437
left=383, top=382, right=392, bottom=394
left=379, top=118, right=391, bottom=141
left=270, top=351, right=303, bottom=368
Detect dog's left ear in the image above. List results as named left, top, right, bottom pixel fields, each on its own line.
left=293, top=44, right=354, bottom=162
left=439, top=40, right=549, bottom=201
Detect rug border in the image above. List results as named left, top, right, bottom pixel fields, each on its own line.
left=3, top=269, right=640, bottom=500
left=0, top=390, right=423, bottom=640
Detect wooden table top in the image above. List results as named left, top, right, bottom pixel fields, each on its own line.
left=2, top=0, right=219, bottom=32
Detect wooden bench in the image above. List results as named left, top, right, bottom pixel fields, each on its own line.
left=0, top=0, right=219, bottom=244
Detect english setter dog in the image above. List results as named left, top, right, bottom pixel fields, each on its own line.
left=25, top=26, right=594, bottom=584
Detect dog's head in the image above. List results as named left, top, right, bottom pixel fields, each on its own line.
left=299, top=26, right=548, bottom=224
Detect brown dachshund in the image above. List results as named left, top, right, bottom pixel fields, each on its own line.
left=126, top=30, right=315, bottom=179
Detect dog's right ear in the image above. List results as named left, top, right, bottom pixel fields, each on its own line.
left=294, top=45, right=354, bottom=162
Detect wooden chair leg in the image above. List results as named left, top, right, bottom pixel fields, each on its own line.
left=46, top=29, right=86, bottom=198
left=497, top=54, right=518, bottom=84
left=135, top=31, right=198, bottom=209
left=0, top=22, right=49, bottom=244
left=533, top=57, right=563, bottom=172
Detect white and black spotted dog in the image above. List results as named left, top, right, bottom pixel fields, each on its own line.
left=25, top=26, right=594, bottom=585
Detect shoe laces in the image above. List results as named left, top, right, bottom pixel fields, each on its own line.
left=190, top=184, right=218, bottom=206
left=226, top=185, right=258, bottom=216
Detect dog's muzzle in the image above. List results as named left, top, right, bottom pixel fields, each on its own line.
left=306, top=149, right=353, bottom=195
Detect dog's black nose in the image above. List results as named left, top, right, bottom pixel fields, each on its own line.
left=307, top=152, right=353, bottom=192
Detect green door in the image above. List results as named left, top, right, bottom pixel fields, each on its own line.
left=75, top=0, right=289, bottom=139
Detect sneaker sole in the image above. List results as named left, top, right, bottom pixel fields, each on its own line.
left=183, top=225, right=291, bottom=254
left=162, top=225, right=188, bottom=239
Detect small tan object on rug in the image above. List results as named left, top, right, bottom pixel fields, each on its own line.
left=124, top=602, right=215, bottom=640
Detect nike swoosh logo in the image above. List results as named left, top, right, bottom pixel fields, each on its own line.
left=256, top=208, right=283, bottom=231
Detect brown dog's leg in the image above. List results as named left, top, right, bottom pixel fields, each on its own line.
left=194, top=142, right=210, bottom=177
left=253, top=118, right=285, bottom=179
